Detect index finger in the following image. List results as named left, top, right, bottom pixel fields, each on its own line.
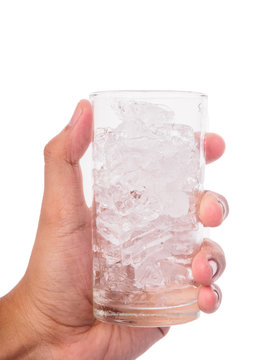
left=205, top=133, right=225, bottom=164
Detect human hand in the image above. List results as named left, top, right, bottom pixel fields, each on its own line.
left=0, top=100, right=228, bottom=360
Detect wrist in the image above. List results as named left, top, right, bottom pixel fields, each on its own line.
left=0, top=282, right=51, bottom=360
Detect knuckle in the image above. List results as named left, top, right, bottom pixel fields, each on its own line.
left=43, top=133, right=75, bottom=166
left=202, top=238, right=223, bottom=254
left=43, top=136, right=69, bottom=164
left=43, top=139, right=56, bottom=163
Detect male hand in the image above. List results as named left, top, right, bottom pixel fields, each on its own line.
left=0, top=100, right=228, bottom=360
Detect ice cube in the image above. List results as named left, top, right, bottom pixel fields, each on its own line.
left=93, top=99, right=202, bottom=295
left=112, top=99, right=175, bottom=126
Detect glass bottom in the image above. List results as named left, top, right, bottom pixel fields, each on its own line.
left=94, top=301, right=200, bottom=327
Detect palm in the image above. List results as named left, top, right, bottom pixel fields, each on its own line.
left=25, top=195, right=163, bottom=360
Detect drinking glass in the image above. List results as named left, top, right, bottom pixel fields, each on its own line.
left=89, top=90, right=208, bottom=327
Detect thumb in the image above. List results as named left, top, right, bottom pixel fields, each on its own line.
left=41, top=100, right=93, bottom=224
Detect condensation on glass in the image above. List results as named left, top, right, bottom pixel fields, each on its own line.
left=90, top=91, right=208, bottom=327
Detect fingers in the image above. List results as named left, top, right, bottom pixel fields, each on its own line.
left=195, top=135, right=227, bottom=313
left=198, top=284, right=222, bottom=313
left=199, top=134, right=228, bottom=227
left=41, top=100, right=93, bottom=223
left=192, top=239, right=225, bottom=313
left=192, top=239, right=226, bottom=286
left=195, top=134, right=226, bottom=312
left=199, top=190, right=229, bottom=227
left=205, top=133, right=225, bottom=164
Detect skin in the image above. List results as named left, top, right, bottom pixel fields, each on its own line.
left=0, top=100, right=228, bottom=360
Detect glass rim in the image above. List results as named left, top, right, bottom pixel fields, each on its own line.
left=89, top=90, right=207, bottom=99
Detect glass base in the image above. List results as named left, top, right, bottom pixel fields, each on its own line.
left=94, top=302, right=200, bottom=327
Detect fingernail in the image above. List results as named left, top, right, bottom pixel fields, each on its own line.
left=213, top=289, right=219, bottom=302
left=209, top=259, right=218, bottom=279
left=216, top=195, right=229, bottom=220
left=212, top=287, right=222, bottom=308
left=69, top=102, right=83, bottom=127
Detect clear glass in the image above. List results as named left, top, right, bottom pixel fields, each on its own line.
left=89, top=90, right=208, bottom=327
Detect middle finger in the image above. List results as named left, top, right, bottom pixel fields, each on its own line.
left=198, top=190, right=229, bottom=227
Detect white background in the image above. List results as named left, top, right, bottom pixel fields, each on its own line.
left=0, top=0, right=269, bottom=359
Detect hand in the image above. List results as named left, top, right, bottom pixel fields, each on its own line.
left=0, top=100, right=228, bottom=360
